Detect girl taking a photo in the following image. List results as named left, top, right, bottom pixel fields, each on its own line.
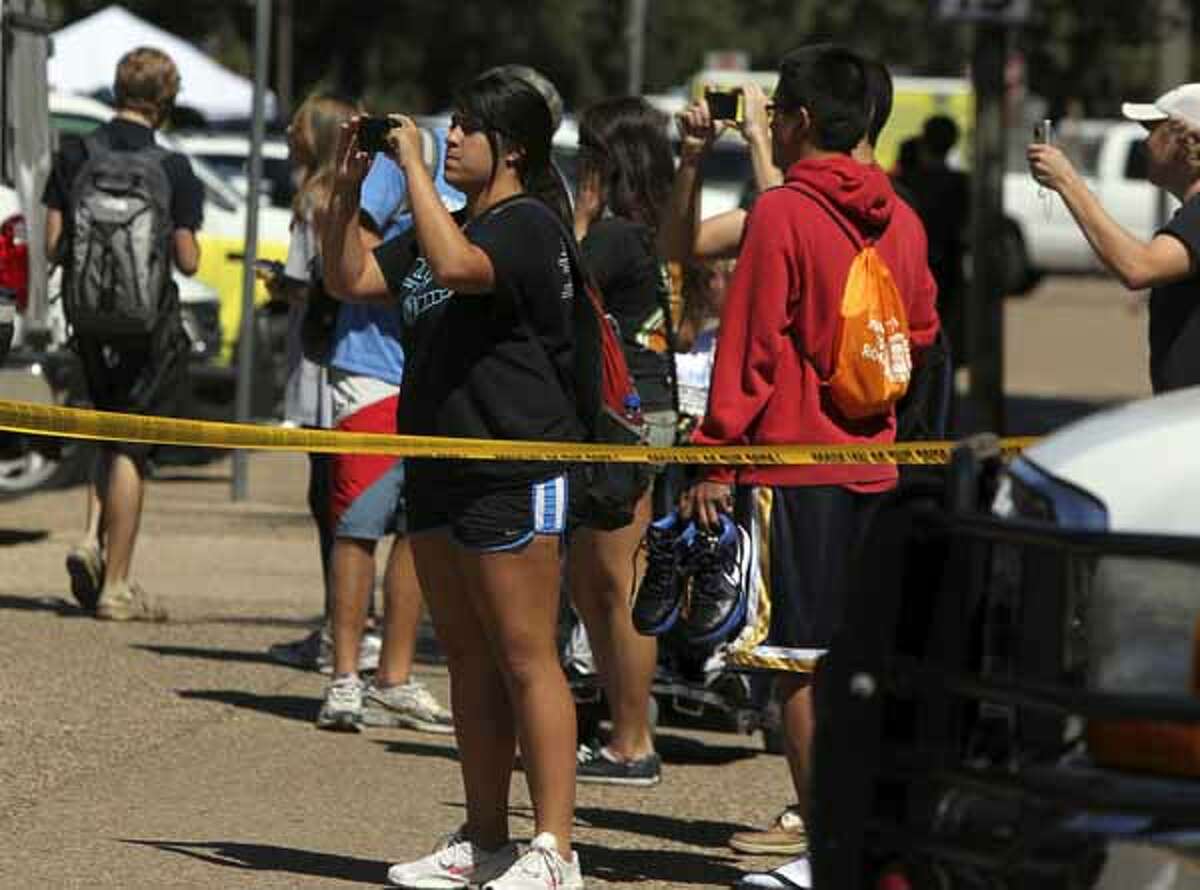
left=322, top=71, right=585, bottom=890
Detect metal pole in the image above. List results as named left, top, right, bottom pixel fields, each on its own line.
left=625, top=0, right=647, bottom=95
left=275, top=0, right=293, bottom=121
left=967, top=22, right=1007, bottom=435
left=1156, top=0, right=1191, bottom=228
left=232, top=0, right=271, bottom=501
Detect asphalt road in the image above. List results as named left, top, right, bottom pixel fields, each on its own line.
left=0, top=275, right=1167, bottom=888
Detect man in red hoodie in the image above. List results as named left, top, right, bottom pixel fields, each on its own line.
left=680, top=45, right=939, bottom=889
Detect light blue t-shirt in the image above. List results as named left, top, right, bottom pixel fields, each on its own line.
left=330, top=129, right=465, bottom=382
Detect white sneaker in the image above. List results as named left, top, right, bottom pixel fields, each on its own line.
left=735, top=855, right=812, bottom=889
left=484, top=833, right=583, bottom=889
left=387, top=827, right=518, bottom=888
left=363, top=680, right=454, bottom=733
left=316, top=674, right=363, bottom=732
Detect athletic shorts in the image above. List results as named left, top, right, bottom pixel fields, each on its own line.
left=329, top=371, right=405, bottom=540
left=406, top=465, right=568, bottom=552
left=75, top=323, right=189, bottom=471
left=725, top=484, right=881, bottom=674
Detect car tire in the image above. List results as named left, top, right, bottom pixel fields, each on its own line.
left=0, top=368, right=93, bottom=499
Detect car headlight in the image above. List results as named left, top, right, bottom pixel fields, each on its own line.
left=999, top=457, right=1109, bottom=530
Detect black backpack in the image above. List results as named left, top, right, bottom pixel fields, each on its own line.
left=65, top=132, right=174, bottom=339
left=500, top=197, right=653, bottom=529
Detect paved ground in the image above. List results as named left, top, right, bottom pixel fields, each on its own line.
left=0, top=276, right=1158, bottom=888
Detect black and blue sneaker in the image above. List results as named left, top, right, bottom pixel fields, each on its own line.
left=680, top=513, right=751, bottom=646
left=632, top=510, right=695, bottom=636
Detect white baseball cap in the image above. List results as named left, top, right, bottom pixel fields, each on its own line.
left=1122, top=83, right=1200, bottom=132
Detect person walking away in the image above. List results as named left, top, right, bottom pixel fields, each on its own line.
left=1030, top=84, right=1200, bottom=394
left=679, top=46, right=940, bottom=890
left=45, top=47, right=202, bottom=621
left=323, top=70, right=586, bottom=889
left=567, top=96, right=676, bottom=787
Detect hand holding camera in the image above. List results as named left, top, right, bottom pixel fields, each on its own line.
left=1027, top=118, right=1077, bottom=198
left=676, top=99, right=723, bottom=162
left=736, top=82, right=771, bottom=146
left=704, top=87, right=743, bottom=125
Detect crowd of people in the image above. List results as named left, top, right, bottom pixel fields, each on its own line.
left=39, top=33, right=1200, bottom=890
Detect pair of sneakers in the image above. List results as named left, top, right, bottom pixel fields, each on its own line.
left=632, top=510, right=751, bottom=645
left=65, top=543, right=167, bottom=621
left=387, top=828, right=582, bottom=889
left=268, top=625, right=382, bottom=675
left=316, top=674, right=453, bottom=734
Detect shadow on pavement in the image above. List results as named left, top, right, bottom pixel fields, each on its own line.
left=120, top=838, right=385, bottom=884
left=375, top=737, right=461, bottom=762
left=455, top=802, right=754, bottom=852
left=133, top=644, right=281, bottom=666
left=573, top=841, right=747, bottom=886
left=0, top=593, right=88, bottom=616
left=574, top=806, right=754, bottom=850
left=0, top=528, right=49, bottom=545
left=655, top=732, right=760, bottom=766
left=176, top=615, right=319, bottom=629
left=176, top=689, right=317, bottom=723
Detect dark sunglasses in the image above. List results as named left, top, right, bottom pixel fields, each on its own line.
left=450, top=112, right=485, bottom=135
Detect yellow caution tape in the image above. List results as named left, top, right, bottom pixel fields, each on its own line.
left=0, top=399, right=1037, bottom=465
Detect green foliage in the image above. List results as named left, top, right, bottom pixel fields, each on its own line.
left=43, top=0, right=1200, bottom=122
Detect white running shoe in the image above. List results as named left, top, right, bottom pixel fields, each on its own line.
left=387, top=827, right=518, bottom=888
left=363, top=679, right=454, bottom=733
left=483, top=833, right=583, bottom=889
left=316, top=674, right=363, bottom=732
left=735, top=855, right=812, bottom=889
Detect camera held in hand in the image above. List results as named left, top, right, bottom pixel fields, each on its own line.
left=357, top=116, right=398, bottom=155
left=704, top=87, right=743, bottom=124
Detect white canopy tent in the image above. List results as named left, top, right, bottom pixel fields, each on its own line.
left=48, top=4, right=277, bottom=122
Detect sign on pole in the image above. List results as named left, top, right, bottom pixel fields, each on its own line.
left=936, top=0, right=1030, bottom=24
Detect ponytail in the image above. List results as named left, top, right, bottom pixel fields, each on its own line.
left=529, top=159, right=573, bottom=229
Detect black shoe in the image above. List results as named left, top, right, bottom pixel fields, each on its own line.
left=680, top=514, right=750, bottom=645
left=632, top=511, right=694, bottom=636
left=576, top=743, right=662, bottom=786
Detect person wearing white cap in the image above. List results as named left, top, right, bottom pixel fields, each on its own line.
left=1028, top=84, right=1200, bottom=393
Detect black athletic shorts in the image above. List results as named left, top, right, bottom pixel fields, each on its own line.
left=75, top=317, right=189, bottom=471
left=405, top=462, right=569, bottom=552
left=725, top=484, right=882, bottom=674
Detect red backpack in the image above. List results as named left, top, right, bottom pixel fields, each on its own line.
left=507, top=197, right=651, bottom=528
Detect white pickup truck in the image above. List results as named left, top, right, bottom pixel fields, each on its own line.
left=1002, top=119, right=1169, bottom=292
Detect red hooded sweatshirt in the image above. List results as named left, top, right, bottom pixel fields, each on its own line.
left=693, top=154, right=940, bottom=491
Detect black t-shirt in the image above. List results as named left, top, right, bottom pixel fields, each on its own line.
left=374, top=195, right=583, bottom=489
left=580, top=217, right=674, bottom=411
left=42, top=118, right=205, bottom=236
left=1150, top=195, right=1200, bottom=393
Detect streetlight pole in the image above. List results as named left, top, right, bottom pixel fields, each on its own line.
left=231, top=0, right=271, bottom=501
left=967, top=20, right=1008, bottom=435
left=1156, top=0, right=1191, bottom=229
left=625, top=0, right=647, bottom=95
